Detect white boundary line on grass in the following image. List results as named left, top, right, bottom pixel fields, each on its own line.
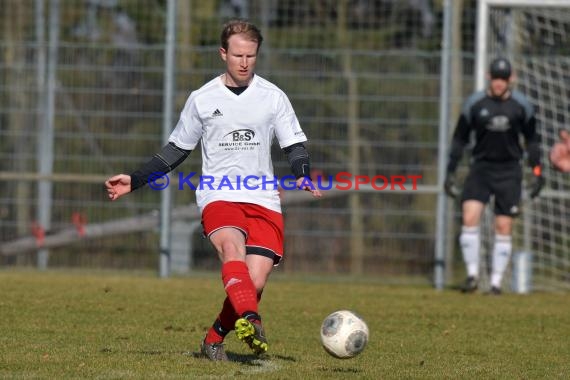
left=224, top=358, right=281, bottom=376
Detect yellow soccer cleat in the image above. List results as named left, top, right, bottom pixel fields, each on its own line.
left=234, top=318, right=268, bottom=355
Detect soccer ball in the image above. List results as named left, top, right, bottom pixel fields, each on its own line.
left=320, top=310, right=369, bottom=359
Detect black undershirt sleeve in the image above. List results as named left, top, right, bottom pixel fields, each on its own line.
left=522, top=115, right=541, bottom=168
left=446, top=114, right=471, bottom=174
left=129, top=142, right=191, bottom=191
left=283, top=143, right=311, bottom=179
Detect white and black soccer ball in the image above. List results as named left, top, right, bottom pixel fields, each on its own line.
left=320, top=310, right=369, bottom=359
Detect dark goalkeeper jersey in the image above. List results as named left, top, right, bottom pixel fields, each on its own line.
left=447, top=89, right=540, bottom=173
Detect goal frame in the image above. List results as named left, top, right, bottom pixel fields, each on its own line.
left=475, top=0, right=570, bottom=90
left=474, top=0, right=570, bottom=291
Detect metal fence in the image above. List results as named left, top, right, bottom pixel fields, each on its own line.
left=0, top=0, right=479, bottom=283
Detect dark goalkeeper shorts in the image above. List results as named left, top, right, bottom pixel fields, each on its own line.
left=461, top=161, right=523, bottom=217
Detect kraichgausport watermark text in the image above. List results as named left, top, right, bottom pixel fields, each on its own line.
left=147, top=172, right=422, bottom=191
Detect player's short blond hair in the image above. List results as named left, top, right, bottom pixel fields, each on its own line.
left=220, top=19, right=263, bottom=52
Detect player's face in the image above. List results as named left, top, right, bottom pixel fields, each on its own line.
left=489, top=77, right=510, bottom=98
left=220, top=34, right=258, bottom=87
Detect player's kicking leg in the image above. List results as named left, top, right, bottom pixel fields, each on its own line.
left=235, top=311, right=268, bottom=355
left=233, top=253, right=275, bottom=355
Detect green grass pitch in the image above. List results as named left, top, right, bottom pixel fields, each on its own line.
left=0, top=270, right=568, bottom=379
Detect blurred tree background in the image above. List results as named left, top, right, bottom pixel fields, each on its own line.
left=0, top=0, right=478, bottom=281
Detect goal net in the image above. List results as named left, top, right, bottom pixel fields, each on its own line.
left=476, top=0, right=570, bottom=291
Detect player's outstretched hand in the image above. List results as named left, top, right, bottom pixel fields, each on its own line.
left=550, top=129, right=570, bottom=173
left=105, top=174, right=132, bottom=201
left=296, top=177, right=322, bottom=198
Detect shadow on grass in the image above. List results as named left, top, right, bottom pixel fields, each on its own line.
left=185, top=350, right=297, bottom=364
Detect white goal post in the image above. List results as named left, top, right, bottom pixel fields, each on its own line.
left=475, top=0, right=570, bottom=291
left=475, top=0, right=570, bottom=90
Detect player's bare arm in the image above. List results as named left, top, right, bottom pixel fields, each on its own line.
left=549, top=129, right=570, bottom=173
left=105, top=174, right=132, bottom=201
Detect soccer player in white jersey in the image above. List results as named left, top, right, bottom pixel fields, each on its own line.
left=105, top=19, right=321, bottom=361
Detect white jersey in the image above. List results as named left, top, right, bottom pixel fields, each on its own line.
left=169, top=74, right=307, bottom=213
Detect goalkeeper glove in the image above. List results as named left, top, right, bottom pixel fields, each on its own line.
left=528, top=166, right=545, bottom=199
left=444, top=173, right=460, bottom=198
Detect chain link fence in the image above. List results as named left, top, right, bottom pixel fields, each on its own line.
left=0, top=0, right=480, bottom=283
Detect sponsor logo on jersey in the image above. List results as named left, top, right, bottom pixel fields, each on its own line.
left=223, top=129, right=255, bottom=141
left=218, top=129, right=260, bottom=152
left=486, top=115, right=511, bottom=132
left=212, top=108, right=223, bottom=117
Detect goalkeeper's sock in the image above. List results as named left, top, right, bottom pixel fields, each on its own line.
left=222, top=261, right=258, bottom=317
left=460, top=226, right=481, bottom=278
left=490, top=234, right=512, bottom=288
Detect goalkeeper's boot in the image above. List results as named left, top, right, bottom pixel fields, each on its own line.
left=235, top=316, right=268, bottom=355
left=200, top=339, right=229, bottom=361
left=489, top=286, right=502, bottom=296
left=461, top=276, right=479, bottom=293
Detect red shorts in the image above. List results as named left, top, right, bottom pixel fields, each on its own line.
left=202, top=201, right=284, bottom=265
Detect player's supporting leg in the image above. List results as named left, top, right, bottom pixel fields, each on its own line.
left=204, top=298, right=236, bottom=344
left=459, top=226, right=481, bottom=292
left=201, top=297, right=236, bottom=361
left=204, top=297, right=233, bottom=343
left=490, top=234, right=512, bottom=294
left=200, top=339, right=229, bottom=361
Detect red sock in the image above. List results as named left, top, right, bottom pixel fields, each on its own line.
left=204, top=322, right=225, bottom=344
left=222, top=261, right=258, bottom=317
left=204, top=298, right=239, bottom=344
left=218, top=296, right=238, bottom=329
